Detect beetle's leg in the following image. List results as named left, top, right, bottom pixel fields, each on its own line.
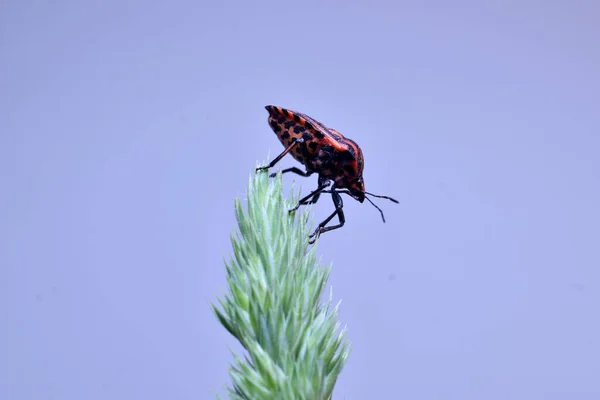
left=256, top=138, right=304, bottom=172
left=309, top=190, right=345, bottom=244
left=289, top=180, right=331, bottom=213
left=270, top=167, right=313, bottom=179
left=302, top=176, right=327, bottom=205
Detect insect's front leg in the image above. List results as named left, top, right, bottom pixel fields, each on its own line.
left=309, top=189, right=345, bottom=244
left=301, top=176, right=327, bottom=206
left=289, top=180, right=331, bottom=213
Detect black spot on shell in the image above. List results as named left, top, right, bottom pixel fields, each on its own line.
left=317, top=147, right=335, bottom=167
left=277, top=116, right=285, bottom=123
left=338, top=150, right=355, bottom=163
left=321, top=145, right=334, bottom=154
left=343, top=165, right=356, bottom=176
left=313, top=129, right=325, bottom=139
left=281, top=131, right=290, bottom=140
left=293, top=125, right=305, bottom=133
left=344, top=140, right=358, bottom=158
left=308, top=141, right=318, bottom=151
left=284, top=121, right=295, bottom=129
left=302, top=132, right=313, bottom=141
left=271, top=123, right=282, bottom=133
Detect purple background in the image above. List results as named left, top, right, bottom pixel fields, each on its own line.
left=2, top=1, right=599, bottom=399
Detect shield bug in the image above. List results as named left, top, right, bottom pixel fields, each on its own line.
left=256, top=105, right=398, bottom=243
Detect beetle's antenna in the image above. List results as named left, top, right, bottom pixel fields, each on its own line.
left=364, top=195, right=387, bottom=222
left=364, top=192, right=399, bottom=223
left=323, top=189, right=399, bottom=223
left=364, top=191, right=399, bottom=204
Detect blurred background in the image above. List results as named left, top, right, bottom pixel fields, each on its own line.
left=1, top=1, right=599, bottom=399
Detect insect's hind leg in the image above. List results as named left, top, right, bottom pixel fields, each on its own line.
left=256, top=138, right=304, bottom=172
left=309, top=190, right=345, bottom=244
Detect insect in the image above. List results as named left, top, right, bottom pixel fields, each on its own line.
left=256, top=105, right=398, bottom=244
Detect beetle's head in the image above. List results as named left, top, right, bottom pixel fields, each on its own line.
left=348, top=178, right=366, bottom=203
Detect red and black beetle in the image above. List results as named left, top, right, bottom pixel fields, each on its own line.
left=257, top=105, right=398, bottom=243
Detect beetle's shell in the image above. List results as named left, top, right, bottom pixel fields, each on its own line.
left=265, top=105, right=364, bottom=189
